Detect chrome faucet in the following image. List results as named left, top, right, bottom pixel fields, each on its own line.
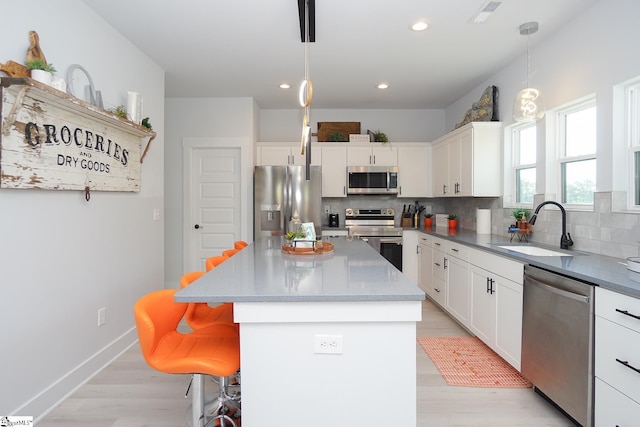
left=529, top=201, right=574, bottom=249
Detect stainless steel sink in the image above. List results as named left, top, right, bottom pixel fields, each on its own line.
left=497, top=245, right=573, bottom=257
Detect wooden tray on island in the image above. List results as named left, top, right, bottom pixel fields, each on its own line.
left=282, top=241, right=334, bottom=255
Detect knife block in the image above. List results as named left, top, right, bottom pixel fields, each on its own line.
left=401, top=217, right=411, bottom=227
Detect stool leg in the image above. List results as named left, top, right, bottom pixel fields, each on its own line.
left=192, top=374, right=205, bottom=427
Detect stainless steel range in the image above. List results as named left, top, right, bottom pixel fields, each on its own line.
left=345, top=208, right=403, bottom=271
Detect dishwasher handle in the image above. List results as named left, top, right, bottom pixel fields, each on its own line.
left=526, top=275, right=591, bottom=304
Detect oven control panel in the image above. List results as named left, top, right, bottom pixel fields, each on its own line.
left=345, top=208, right=395, bottom=218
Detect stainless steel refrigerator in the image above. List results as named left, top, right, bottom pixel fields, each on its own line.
left=254, top=165, right=322, bottom=239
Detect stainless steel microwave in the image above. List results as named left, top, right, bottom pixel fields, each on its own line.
left=347, top=166, right=398, bottom=195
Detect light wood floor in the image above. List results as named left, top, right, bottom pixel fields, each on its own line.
left=39, top=298, right=575, bottom=426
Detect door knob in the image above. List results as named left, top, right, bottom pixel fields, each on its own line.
left=194, top=224, right=201, bottom=229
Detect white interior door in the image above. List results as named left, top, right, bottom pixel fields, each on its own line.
left=184, top=147, right=242, bottom=272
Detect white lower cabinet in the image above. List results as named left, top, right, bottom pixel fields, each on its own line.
left=595, top=378, right=640, bottom=425
left=402, top=230, right=420, bottom=284
left=431, top=237, right=447, bottom=308
left=595, top=287, right=640, bottom=422
left=469, top=249, right=523, bottom=370
left=445, top=242, right=470, bottom=326
left=418, top=235, right=433, bottom=296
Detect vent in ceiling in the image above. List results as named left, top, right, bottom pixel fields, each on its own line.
left=469, top=1, right=503, bottom=24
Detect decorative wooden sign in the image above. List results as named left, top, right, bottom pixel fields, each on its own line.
left=315, top=122, right=361, bottom=142
left=0, top=77, right=155, bottom=192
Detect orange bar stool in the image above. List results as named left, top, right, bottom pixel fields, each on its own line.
left=222, top=248, right=240, bottom=258
left=234, top=240, right=248, bottom=250
left=134, top=289, right=241, bottom=427
left=205, top=255, right=228, bottom=272
left=180, top=271, right=235, bottom=330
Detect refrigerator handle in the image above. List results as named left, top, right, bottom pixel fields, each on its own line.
left=283, top=168, right=291, bottom=226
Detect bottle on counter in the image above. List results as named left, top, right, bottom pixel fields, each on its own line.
left=288, top=210, right=302, bottom=233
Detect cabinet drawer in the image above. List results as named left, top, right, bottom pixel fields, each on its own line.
left=418, top=234, right=432, bottom=248
left=431, top=237, right=446, bottom=252
left=596, top=287, right=640, bottom=333
left=595, top=378, right=640, bottom=426
left=596, top=316, right=640, bottom=403
left=446, top=241, right=469, bottom=261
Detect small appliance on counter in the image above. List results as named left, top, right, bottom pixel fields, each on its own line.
left=328, top=213, right=339, bottom=227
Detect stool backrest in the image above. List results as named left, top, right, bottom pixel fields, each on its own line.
left=205, top=255, right=228, bottom=271
left=222, top=248, right=240, bottom=258
left=134, top=289, right=186, bottom=360
left=180, top=271, right=205, bottom=289
left=234, top=240, right=248, bottom=250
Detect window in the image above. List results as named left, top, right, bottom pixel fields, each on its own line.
left=558, top=101, right=596, bottom=205
left=628, top=81, right=640, bottom=206
left=513, top=124, right=536, bottom=204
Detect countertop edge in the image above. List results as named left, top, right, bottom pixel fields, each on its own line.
left=410, top=227, right=640, bottom=299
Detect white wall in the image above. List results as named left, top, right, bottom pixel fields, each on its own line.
left=445, top=0, right=640, bottom=194
left=260, top=108, right=446, bottom=142
left=0, top=0, right=165, bottom=419
left=164, top=98, right=256, bottom=288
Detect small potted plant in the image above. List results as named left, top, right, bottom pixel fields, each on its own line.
left=26, top=58, right=56, bottom=86
left=447, top=214, right=458, bottom=229
left=372, top=129, right=389, bottom=145
left=423, top=213, right=433, bottom=228
left=512, top=208, right=531, bottom=229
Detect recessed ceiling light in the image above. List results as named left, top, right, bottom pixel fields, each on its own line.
left=410, top=21, right=429, bottom=32
left=279, top=83, right=290, bottom=89
left=377, top=83, right=389, bottom=90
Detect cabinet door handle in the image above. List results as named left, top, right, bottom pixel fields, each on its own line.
left=399, top=185, right=402, bottom=195
left=489, top=278, right=495, bottom=295
left=373, top=155, right=376, bottom=164
left=616, top=358, right=640, bottom=375
left=486, top=277, right=490, bottom=293
left=451, top=248, right=459, bottom=252
left=416, top=245, right=420, bottom=254
left=443, top=184, right=447, bottom=194
left=434, top=242, right=441, bottom=247
left=434, top=262, right=441, bottom=267
left=343, top=186, right=346, bottom=195
left=444, top=257, right=448, bottom=269
left=615, top=308, right=640, bottom=320
left=434, top=288, right=440, bottom=293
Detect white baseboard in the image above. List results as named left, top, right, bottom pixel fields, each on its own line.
left=14, top=327, right=139, bottom=423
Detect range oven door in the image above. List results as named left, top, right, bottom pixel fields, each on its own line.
left=360, top=236, right=403, bottom=271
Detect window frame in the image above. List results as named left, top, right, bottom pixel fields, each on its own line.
left=627, top=80, right=640, bottom=210
left=555, top=98, right=597, bottom=209
left=503, top=122, right=536, bottom=209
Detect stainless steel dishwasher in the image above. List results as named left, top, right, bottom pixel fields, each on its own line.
left=522, top=264, right=594, bottom=427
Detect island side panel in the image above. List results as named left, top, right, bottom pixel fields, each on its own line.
left=235, top=300, right=421, bottom=427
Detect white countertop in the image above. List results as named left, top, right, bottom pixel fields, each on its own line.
left=175, top=236, right=426, bottom=303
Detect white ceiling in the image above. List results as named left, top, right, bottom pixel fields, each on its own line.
left=82, top=0, right=599, bottom=109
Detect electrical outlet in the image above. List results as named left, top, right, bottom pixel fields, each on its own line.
left=153, top=208, right=160, bottom=221
left=98, top=307, right=106, bottom=327
left=314, top=334, right=343, bottom=354
left=324, top=205, right=330, bottom=215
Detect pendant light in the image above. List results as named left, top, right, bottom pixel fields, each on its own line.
left=299, top=0, right=313, bottom=179
left=513, top=21, right=545, bottom=122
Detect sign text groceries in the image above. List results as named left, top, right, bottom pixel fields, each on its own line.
left=24, top=121, right=130, bottom=174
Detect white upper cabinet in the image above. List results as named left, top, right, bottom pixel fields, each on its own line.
left=320, top=145, right=347, bottom=197
left=257, top=142, right=320, bottom=166
left=397, top=144, right=430, bottom=198
left=347, top=144, right=397, bottom=166
left=430, top=122, right=502, bottom=197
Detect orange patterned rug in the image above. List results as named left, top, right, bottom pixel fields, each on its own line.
left=418, top=336, right=532, bottom=388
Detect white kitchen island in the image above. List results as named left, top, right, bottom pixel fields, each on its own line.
left=175, top=236, right=425, bottom=427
